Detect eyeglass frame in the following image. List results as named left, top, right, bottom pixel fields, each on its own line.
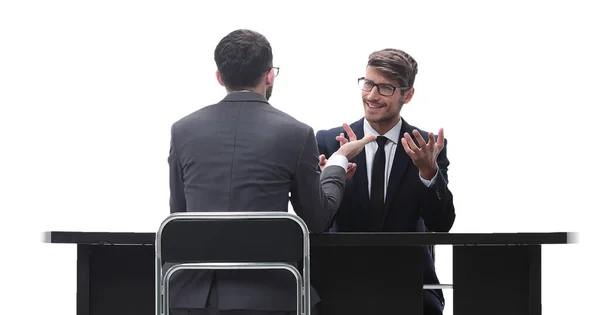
left=358, top=77, right=410, bottom=96
left=268, top=66, right=279, bottom=77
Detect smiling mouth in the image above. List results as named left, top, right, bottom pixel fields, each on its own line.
left=366, top=102, right=385, bottom=109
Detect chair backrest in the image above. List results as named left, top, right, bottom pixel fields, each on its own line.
left=156, top=212, right=308, bottom=264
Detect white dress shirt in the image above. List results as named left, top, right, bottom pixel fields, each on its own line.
left=363, top=118, right=437, bottom=200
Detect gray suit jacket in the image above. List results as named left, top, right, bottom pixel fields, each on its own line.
left=167, top=91, right=347, bottom=311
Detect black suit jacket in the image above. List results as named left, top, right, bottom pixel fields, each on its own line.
left=315, top=117, right=456, bottom=309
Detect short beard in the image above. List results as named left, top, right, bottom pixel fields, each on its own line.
left=266, top=85, right=273, bottom=100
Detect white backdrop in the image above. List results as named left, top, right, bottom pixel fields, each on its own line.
left=1, top=0, right=598, bottom=314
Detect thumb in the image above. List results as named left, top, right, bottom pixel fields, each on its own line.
left=360, top=134, right=377, bottom=144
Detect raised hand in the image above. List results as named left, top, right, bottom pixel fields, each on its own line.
left=400, top=128, right=444, bottom=180
left=319, top=123, right=369, bottom=181
left=334, top=123, right=376, bottom=161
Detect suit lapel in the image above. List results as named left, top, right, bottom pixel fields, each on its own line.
left=379, top=118, right=413, bottom=229
left=347, top=119, right=371, bottom=212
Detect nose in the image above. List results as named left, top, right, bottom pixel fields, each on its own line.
left=366, top=86, right=380, bottom=101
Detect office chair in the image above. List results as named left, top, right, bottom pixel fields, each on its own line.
left=155, top=212, right=310, bottom=315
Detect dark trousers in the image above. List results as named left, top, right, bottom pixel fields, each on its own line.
left=170, top=277, right=437, bottom=315
left=170, top=275, right=317, bottom=315
left=170, top=310, right=307, bottom=315
left=172, top=292, right=436, bottom=315
left=423, top=289, right=444, bottom=315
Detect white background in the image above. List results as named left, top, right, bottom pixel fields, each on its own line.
left=1, top=0, right=598, bottom=314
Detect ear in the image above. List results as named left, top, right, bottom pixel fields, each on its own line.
left=265, top=68, right=275, bottom=86
left=403, top=87, right=415, bottom=103
left=216, top=70, right=224, bottom=87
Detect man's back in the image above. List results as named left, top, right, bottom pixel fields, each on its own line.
left=167, top=91, right=343, bottom=311
left=170, top=92, right=304, bottom=214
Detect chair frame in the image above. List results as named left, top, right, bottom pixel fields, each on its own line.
left=155, top=212, right=311, bottom=315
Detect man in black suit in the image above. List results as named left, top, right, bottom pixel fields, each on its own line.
left=167, top=29, right=376, bottom=315
left=316, top=48, right=456, bottom=315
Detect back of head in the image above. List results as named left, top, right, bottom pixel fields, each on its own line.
left=214, top=29, right=273, bottom=91
left=368, top=48, right=419, bottom=88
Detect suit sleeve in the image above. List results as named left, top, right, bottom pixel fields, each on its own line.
left=420, top=138, right=456, bottom=232
left=168, top=126, right=187, bottom=213
left=290, top=127, right=347, bottom=233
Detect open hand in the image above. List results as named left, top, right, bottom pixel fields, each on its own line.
left=401, top=128, right=444, bottom=180
left=334, top=123, right=376, bottom=161
left=320, top=123, right=369, bottom=180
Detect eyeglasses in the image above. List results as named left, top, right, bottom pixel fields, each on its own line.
left=358, top=77, right=410, bottom=96
left=271, top=66, right=279, bottom=77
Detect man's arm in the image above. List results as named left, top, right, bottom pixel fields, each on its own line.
left=419, top=138, right=455, bottom=232
left=168, top=128, right=186, bottom=213
left=290, top=127, right=348, bottom=233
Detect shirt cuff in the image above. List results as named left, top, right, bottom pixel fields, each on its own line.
left=419, top=168, right=438, bottom=187
left=325, top=153, right=348, bottom=172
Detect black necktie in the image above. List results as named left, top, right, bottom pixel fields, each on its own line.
left=370, top=136, right=388, bottom=230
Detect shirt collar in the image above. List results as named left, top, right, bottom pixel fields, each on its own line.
left=363, top=117, right=402, bottom=144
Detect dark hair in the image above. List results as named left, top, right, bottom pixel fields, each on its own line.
left=367, top=48, right=418, bottom=88
left=214, top=29, right=273, bottom=90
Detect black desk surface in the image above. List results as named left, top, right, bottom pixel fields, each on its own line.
left=42, top=231, right=576, bottom=246
left=43, top=230, right=576, bottom=315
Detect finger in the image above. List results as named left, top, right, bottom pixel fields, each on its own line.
left=359, top=133, right=377, bottom=144
left=346, top=167, right=356, bottom=180
left=412, top=129, right=427, bottom=148
left=436, top=128, right=444, bottom=148
left=335, top=135, right=348, bottom=145
left=342, top=123, right=357, bottom=141
left=427, top=132, right=435, bottom=148
left=403, top=132, right=419, bottom=150
left=319, top=154, right=327, bottom=166
left=401, top=138, right=417, bottom=159
left=346, top=163, right=356, bottom=176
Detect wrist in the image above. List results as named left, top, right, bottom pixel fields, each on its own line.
left=332, top=150, right=350, bottom=160
left=419, top=165, right=437, bottom=181
left=328, top=153, right=349, bottom=172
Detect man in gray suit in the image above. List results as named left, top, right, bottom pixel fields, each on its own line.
left=167, top=29, right=376, bottom=315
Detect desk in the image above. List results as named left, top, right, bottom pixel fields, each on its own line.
left=43, top=231, right=575, bottom=315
